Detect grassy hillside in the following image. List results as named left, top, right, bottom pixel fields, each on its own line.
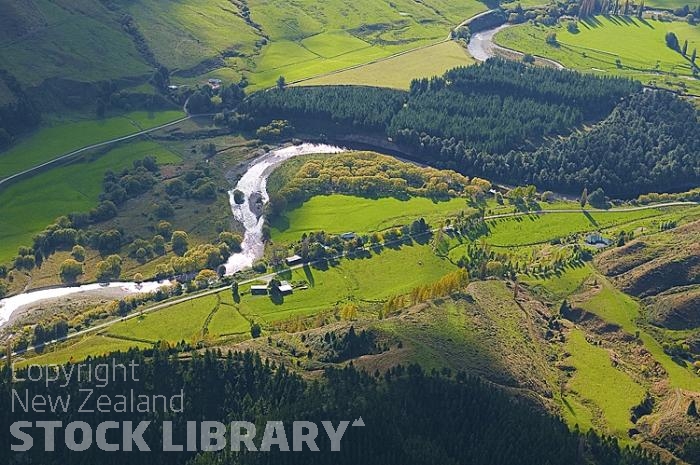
left=298, top=41, right=473, bottom=89
left=494, top=16, right=700, bottom=95
left=0, top=0, right=151, bottom=87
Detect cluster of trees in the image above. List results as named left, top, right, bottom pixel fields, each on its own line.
left=164, top=162, right=219, bottom=201
left=100, top=156, right=159, bottom=205
left=1, top=349, right=672, bottom=465
left=0, top=70, right=41, bottom=148
left=187, top=82, right=246, bottom=115
left=271, top=152, right=473, bottom=209
left=315, top=326, right=377, bottom=362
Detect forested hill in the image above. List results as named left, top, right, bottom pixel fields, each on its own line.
left=1, top=348, right=669, bottom=465
left=244, top=60, right=699, bottom=198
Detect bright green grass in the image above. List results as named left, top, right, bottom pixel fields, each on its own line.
left=232, top=244, right=455, bottom=324
left=299, top=41, right=473, bottom=89
left=564, top=329, right=646, bottom=437
left=645, top=0, right=700, bottom=8
left=107, top=295, right=220, bottom=344
left=494, top=17, right=700, bottom=95
left=20, top=335, right=150, bottom=367
left=208, top=305, right=251, bottom=336
left=522, top=263, right=593, bottom=300
left=270, top=194, right=471, bottom=244
left=121, top=0, right=260, bottom=71
left=301, top=31, right=371, bottom=58
left=579, top=281, right=700, bottom=391
left=242, top=0, right=485, bottom=89
left=0, top=110, right=184, bottom=179
left=561, top=393, right=596, bottom=433
left=0, top=141, right=181, bottom=264
left=485, top=208, right=667, bottom=246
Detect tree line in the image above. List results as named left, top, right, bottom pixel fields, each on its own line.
left=244, top=60, right=697, bottom=198
left=1, top=348, right=672, bottom=465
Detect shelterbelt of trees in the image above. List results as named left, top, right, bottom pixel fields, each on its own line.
left=245, top=60, right=699, bottom=198
left=2, top=349, right=671, bottom=465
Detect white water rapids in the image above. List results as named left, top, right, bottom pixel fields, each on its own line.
left=0, top=143, right=345, bottom=327
left=225, top=143, right=345, bottom=273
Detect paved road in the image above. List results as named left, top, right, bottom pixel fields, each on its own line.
left=8, top=200, right=696, bottom=360
left=483, top=201, right=698, bottom=220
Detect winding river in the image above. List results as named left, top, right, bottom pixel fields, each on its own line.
left=0, top=143, right=345, bottom=327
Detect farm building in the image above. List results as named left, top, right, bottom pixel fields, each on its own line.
left=285, top=254, right=303, bottom=266
left=250, top=285, right=268, bottom=295
left=585, top=232, right=612, bottom=248
left=278, top=281, right=294, bottom=295
left=340, top=232, right=357, bottom=240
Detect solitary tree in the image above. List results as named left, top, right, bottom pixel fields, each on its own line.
left=688, top=399, right=698, bottom=417
left=580, top=187, right=588, bottom=208
left=692, top=48, right=697, bottom=65
left=682, top=39, right=689, bottom=56
left=276, top=75, right=286, bottom=90
left=665, top=32, right=680, bottom=51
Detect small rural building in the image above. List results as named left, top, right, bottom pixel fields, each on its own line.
left=207, top=78, right=222, bottom=90
left=285, top=254, right=303, bottom=266
left=340, top=232, right=357, bottom=240
left=278, top=280, right=293, bottom=295
left=585, top=232, right=612, bottom=248
left=250, top=285, right=268, bottom=295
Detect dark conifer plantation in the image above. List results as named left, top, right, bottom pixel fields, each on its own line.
left=1, top=348, right=670, bottom=465
left=245, top=60, right=699, bottom=198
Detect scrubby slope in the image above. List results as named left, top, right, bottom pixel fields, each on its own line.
left=596, top=220, right=700, bottom=304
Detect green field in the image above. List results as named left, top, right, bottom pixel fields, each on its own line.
left=24, top=335, right=150, bottom=367
left=108, top=295, right=221, bottom=344
left=494, top=16, right=700, bottom=95
left=485, top=207, right=669, bottom=247
left=271, top=194, right=470, bottom=244
left=298, top=41, right=473, bottom=89
left=0, top=110, right=184, bottom=179
left=0, top=141, right=182, bottom=264
left=564, top=329, right=646, bottom=437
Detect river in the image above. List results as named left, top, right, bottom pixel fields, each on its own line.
left=0, top=142, right=345, bottom=327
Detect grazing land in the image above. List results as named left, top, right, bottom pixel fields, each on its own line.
left=271, top=194, right=470, bottom=244
left=298, top=41, right=474, bottom=89
left=0, top=110, right=184, bottom=179
left=494, top=16, right=700, bottom=95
